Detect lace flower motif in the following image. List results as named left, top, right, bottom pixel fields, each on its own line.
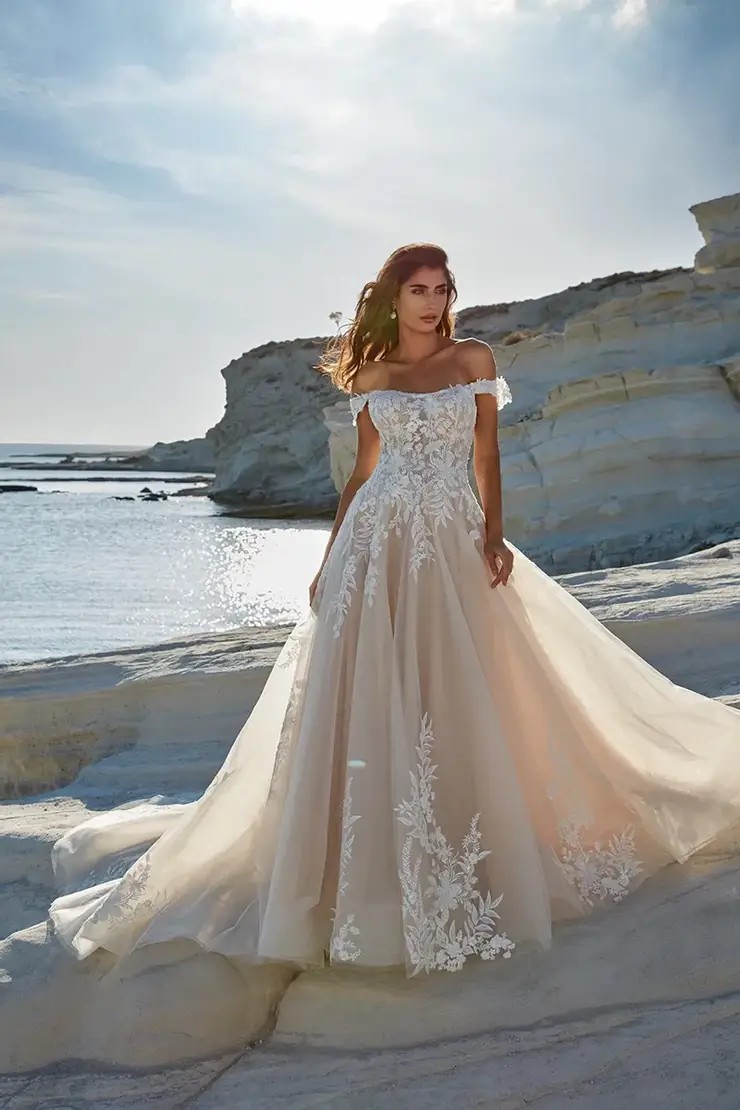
left=329, top=774, right=362, bottom=963
left=545, top=734, right=644, bottom=906
left=329, top=380, right=511, bottom=637
left=395, top=712, right=516, bottom=974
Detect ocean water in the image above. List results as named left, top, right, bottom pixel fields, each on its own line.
left=0, top=444, right=330, bottom=666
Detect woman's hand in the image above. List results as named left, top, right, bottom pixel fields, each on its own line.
left=483, top=537, right=514, bottom=587
left=308, top=568, right=324, bottom=610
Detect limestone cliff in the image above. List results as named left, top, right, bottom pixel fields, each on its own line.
left=128, top=436, right=217, bottom=472
left=327, top=190, right=740, bottom=571
left=205, top=338, right=339, bottom=515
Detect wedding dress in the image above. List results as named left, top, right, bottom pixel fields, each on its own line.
left=48, top=376, right=740, bottom=977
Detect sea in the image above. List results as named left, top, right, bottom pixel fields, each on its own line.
left=0, top=443, right=330, bottom=667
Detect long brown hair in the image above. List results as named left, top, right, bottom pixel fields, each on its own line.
left=316, top=243, right=458, bottom=393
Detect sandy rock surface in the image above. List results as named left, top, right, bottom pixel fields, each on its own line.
left=1, top=542, right=739, bottom=1103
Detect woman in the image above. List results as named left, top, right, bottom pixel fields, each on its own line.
left=49, top=243, right=740, bottom=978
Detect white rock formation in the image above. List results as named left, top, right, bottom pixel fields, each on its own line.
left=691, top=190, right=740, bottom=272
left=141, top=191, right=739, bottom=536
left=146, top=436, right=216, bottom=471
left=123, top=437, right=217, bottom=473
left=326, top=192, right=740, bottom=571
left=205, top=338, right=339, bottom=514
left=1, top=926, right=292, bottom=1072
left=2, top=192, right=740, bottom=1103
left=1, top=542, right=738, bottom=1090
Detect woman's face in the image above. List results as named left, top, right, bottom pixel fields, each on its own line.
left=396, top=265, right=449, bottom=332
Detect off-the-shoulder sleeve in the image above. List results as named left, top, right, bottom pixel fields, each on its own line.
left=471, top=375, right=512, bottom=409
left=349, top=393, right=369, bottom=426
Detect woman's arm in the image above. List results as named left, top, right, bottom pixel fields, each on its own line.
left=319, top=405, right=379, bottom=564
left=468, top=341, right=514, bottom=587
left=309, top=382, right=380, bottom=602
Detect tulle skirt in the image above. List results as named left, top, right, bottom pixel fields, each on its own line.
left=48, top=502, right=740, bottom=977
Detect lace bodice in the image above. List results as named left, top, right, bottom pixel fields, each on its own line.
left=349, top=376, right=512, bottom=480
left=322, top=377, right=513, bottom=637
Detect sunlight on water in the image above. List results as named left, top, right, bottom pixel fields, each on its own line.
left=0, top=491, right=331, bottom=665
left=203, top=519, right=325, bottom=626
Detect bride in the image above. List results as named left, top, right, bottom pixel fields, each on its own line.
left=49, top=243, right=740, bottom=978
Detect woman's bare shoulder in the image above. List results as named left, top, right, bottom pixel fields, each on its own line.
left=456, top=337, right=497, bottom=380
left=350, top=361, right=388, bottom=396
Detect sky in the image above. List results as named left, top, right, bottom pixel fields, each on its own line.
left=1, top=0, right=738, bottom=445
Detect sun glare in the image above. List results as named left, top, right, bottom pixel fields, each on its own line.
left=229, top=0, right=402, bottom=31
left=229, top=0, right=648, bottom=31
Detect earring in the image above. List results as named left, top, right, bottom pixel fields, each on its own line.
left=390, top=306, right=397, bottom=320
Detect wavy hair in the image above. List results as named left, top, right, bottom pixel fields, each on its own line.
left=316, top=243, right=458, bottom=393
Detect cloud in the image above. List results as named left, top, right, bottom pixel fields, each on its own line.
left=0, top=0, right=674, bottom=230
left=229, top=0, right=401, bottom=31
left=613, top=0, right=649, bottom=28
left=227, top=0, right=654, bottom=32
left=2, top=0, right=735, bottom=267
left=0, top=0, right=738, bottom=440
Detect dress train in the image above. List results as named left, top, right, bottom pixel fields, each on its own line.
left=47, top=377, right=740, bottom=977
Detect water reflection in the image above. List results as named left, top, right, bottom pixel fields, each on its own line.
left=1, top=494, right=331, bottom=664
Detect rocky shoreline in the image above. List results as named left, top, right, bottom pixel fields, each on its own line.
left=9, top=191, right=739, bottom=547
left=2, top=190, right=740, bottom=1103
left=1, top=541, right=739, bottom=1098
left=149, top=190, right=740, bottom=554
left=327, top=194, right=740, bottom=572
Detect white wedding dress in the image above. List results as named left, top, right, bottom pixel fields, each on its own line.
left=48, top=377, right=740, bottom=977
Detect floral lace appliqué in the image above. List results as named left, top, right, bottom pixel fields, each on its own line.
left=329, top=773, right=361, bottom=962
left=545, top=734, right=643, bottom=906
left=555, top=819, right=643, bottom=906
left=82, top=851, right=164, bottom=935
left=328, top=378, right=512, bottom=637
left=395, top=712, right=516, bottom=974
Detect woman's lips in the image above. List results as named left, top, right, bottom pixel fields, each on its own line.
left=421, top=315, right=436, bottom=322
